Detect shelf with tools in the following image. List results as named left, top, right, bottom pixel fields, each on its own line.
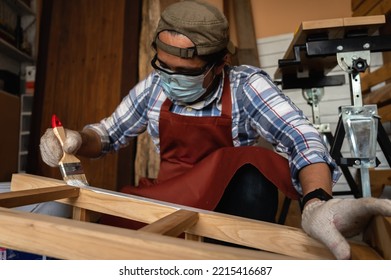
left=0, top=0, right=36, bottom=178
left=0, top=0, right=35, bottom=61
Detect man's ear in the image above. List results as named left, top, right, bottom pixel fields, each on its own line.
left=214, top=54, right=230, bottom=74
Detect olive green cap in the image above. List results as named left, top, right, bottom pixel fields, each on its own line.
left=154, top=1, right=231, bottom=58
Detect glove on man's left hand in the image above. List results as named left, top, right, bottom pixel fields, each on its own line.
left=301, top=197, right=391, bottom=259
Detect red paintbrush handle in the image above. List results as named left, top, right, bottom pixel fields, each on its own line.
left=51, top=114, right=63, bottom=128
left=51, top=114, right=66, bottom=147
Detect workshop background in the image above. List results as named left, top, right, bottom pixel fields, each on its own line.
left=1, top=0, right=390, bottom=227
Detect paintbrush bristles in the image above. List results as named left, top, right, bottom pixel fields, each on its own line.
left=62, top=175, right=89, bottom=187
left=58, top=159, right=89, bottom=187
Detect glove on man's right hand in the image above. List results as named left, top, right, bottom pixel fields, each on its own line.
left=301, top=197, right=391, bottom=259
left=39, top=128, right=82, bottom=167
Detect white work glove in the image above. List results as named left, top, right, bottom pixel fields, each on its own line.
left=301, top=197, right=391, bottom=259
left=39, top=128, right=82, bottom=167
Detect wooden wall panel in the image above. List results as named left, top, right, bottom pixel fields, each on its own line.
left=27, top=0, right=141, bottom=190
left=0, top=92, right=20, bottom=181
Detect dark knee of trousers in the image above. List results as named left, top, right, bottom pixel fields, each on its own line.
left=214, top=164, right=278, bottom=223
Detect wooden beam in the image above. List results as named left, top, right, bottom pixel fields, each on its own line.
left=139, top=209, right=198, bottom=237
left=363, top=215, right=391, bottom=259
left=0, top=207, right=293, bottom=260
left=73, top=206, right=91, bottom=222
left=352, top=0, right=366, bottom=12
left=11, top=173, right=334, bottom=259
left=379, top=104, right=391, bottom=122
left=369, top=169, right=391, bottom=198
left=361, top=62, right=391, bottom=92
left=229, top=0, right=260, bottom=66
left=363, top=83, right=391, bottom=106
left=352, top=0, right=383, bottom=16
left=0, top=185, right=79, bottom=208
left=350, top=240, right=383, bottom=259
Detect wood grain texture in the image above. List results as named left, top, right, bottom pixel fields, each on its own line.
left=0, top=185, right=79, bottom=208
left=361, top=62, right=391, bottom=92
left=352, top=0, right=383, bottom=16
left=10, top=173, right=334, bottom=259
left=0, top=91, right=20, bottom=181
left=28, top=0, right=141, bottom=190
left=10, top=173, right=391, bottom=259
left=139, top=209, right=199, bottom=237
left=350, top=240, right=383, bottom=259
left=363, top=83, right=391, bottom=106
left=378, top=104, right=391, bottom=122
left=363, top=215, right=391, bottom=259
left=0, top=207, right=293, bottom=260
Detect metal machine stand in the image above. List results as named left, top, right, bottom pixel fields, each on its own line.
left=275, top=16, right=391, bottom=223
left=330, top=51, right=391, bottom=197
left=277, top=28, right=391, bottom=199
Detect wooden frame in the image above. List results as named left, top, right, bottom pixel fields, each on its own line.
left=0, top=173, right=389, bottom=260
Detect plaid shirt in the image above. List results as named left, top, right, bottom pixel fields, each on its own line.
left=87, top=65, right=341, bottom=193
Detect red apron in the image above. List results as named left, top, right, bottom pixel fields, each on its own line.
left=120, top=75, right=299, bottom=210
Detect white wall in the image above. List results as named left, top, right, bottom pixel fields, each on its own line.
left=256, top=33, right=387, bottom=195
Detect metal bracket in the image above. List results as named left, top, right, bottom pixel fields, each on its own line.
left=337, top=51, right=370, bottom=107
left=302, top=88, right=331, bottom=133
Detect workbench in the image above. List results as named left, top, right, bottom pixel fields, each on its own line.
left=275, top=15, right=391, bottom=199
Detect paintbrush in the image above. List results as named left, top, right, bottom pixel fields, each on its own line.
left=51, top=114, right=89, bottom=187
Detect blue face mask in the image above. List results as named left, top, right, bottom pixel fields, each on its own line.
left=158, top=65, right=215, bottom=103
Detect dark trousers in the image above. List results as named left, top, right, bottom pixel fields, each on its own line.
left=214, top=164, right=279, bottom=223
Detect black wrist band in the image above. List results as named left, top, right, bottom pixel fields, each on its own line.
left=301, top=188, right=333, bottom=209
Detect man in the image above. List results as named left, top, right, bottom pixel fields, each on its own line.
left=40, top=1, right=391, bottom=259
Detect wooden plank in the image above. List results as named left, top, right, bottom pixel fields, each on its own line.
left=139, top=209, right=198, bottom=237
left=135, top=0, right=161, bottom=184
left=344, top=14, right=385, bottom=27
left=361, top=62, right=391, bottom=92
left=352, top=0, right=366, bottom=12
left=231, top=0, right=260, bottom=66
left=0, top=207, right=293, bottom=260
left=73, top=206, right=90, bottom=222
left=369, top=169, right=391, bottom=198
left=283, top=18, right=344, bottom=60
left=363, top=83, right=391, bottom=106
left=357, top=0, right=391, bottom=16
left=350, top=240, right=383, bottom=259
left=10, top=173, right=334, bottom=259
left=379, top=103, right=391, bottom=121
left=185, top=233, right=203, bottom=241
left=352, top=0, right=383, bottom=16
left=0, top=185, right=79, bottom=208
left=378, top=0, right=391, bottom=15
left=275, top=15, right=385, bottom=80
left=363, top=215, right=391, bottom=259
left=343, top=15, right=386, bottom=34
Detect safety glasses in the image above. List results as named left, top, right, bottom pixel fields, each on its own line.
left=151, top=54, right=213, bottom=77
